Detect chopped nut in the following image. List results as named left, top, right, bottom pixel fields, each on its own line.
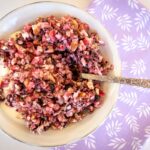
left=81, top=57, right=86, bottom=67
left=71, top=19, right=78, bottom=29
left=67, top=87, right=74, bottom=94
left=57, top=114, right=67, bottom=122
left=1, top=45, right=8, bottom=50
left=71, top=40, right=78, bottom=51
left=43, top=72, right=55, bottom=83
left=10, top=31, right=21, bottom=39
left=15, top=44, right=26, bottom=53
left=45, top=46, right=54, bottom=53
left=32, top=24, right=40, bottom=35
left=36, top=46, right=43, bottom=55
left=87, top=80, right=94, bottom=89
left=22, top=32, right=29, bottom=39
left=76, top=82, right=81, bottom=86
left=78, top=92, right=86, bottom=97
left=24, top=79, right=29, bottom=87
left=80, top=30, right=88, bottom=37
left=95, top=88, right=100, bottom=95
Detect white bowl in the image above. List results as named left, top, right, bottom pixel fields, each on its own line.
left=0, top=2, right=121, bottom=147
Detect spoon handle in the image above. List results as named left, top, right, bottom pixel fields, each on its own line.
left=81, top=73, right=150, bottom=88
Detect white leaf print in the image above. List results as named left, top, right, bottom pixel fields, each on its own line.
left=88, top=8, right=96, bottom=14
left=144, top=126, right=150, bottom=138
left=114, top=34, right=120, bottom=48
left=120, top=85, right=124, bottom=89
left=147, top=30, right=150, bottom=36
left=109, top=107, right=123, bottom=119
left=93, top=0, right=104, bottom=5
left=84, top=134, right=96, bottom=149
left=130, top=59, right=146, bottom=76
left=101, top=5, right=118, bottom=21
left=121, top=61, right=128, bottom=71
left=133, top=86, right=150, bottom=93
left=64, top=143, right=77, bottom=150
left=137, top=33, right=150, bottom=50
left=131, top=137, right=142, bottom=150
left=118, top=92, right=137, bottom=106
left=117, top=14, right=132, bottom=31
left=125, top=114, right=139, bottom=133
left=106, top=121, right=122, bottom=137
left=135, top=8, right=150, bottom=31
left=108, top=138, right=126, bottom=150
left=121, top=35, right=136, bottom=51
left=128, top=0, right=139, bottom=9
left=136, top=103, right=150, bottom=118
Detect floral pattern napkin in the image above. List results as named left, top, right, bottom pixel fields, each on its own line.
left=50, top=0, right=150, bottom=150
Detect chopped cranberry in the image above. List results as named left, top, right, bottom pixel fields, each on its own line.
left=0, top=15, right=112, bottom=133
left=99, top=91, right=105, bottom=97
left=40, top=22, right=50, bottom=29
left=26, top=81, right=35, bottom=92
left=23, top=24, right=32, bottom=32
left=31, top=56, right=43, bottom=65
left=49, top=30, right=56, bottom=43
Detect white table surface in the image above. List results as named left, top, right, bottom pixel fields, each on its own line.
left=0, top=0, right=149, bottom=150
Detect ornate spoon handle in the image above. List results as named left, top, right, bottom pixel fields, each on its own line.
left=81, top=73, right=150, bottom=88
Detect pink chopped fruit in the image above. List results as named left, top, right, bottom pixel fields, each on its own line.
left=0, top=15, right=112, bottom=133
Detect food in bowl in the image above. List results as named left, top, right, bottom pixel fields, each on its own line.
left=0, top=15, right=113, bottom=133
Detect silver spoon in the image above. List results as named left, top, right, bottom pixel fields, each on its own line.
left=81, top=73, right=150, bottom=88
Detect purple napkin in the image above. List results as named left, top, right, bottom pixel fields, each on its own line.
left=50, top=1, right=150, bottom=150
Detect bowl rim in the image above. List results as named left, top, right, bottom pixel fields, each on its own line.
left=0, top=1, right=122, bottom=147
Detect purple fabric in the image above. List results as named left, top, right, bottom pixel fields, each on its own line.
left=50, top=1, right=150, bottom=150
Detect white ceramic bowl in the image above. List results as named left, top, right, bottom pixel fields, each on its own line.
left=0, top=2, right=121, bottom=147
